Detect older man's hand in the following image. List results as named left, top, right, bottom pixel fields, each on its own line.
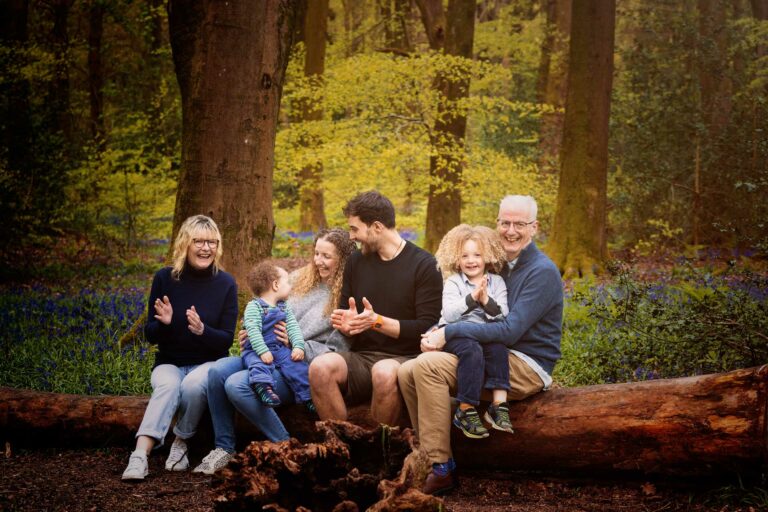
left=420, top=326, right=446, bottom=352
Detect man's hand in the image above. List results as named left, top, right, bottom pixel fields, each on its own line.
left=260, top=351, right=274, bottom=364
left=291, top=348, right=305, bottom=361
left=420, top=326, right=446, bottom=352
left=273, top=321, right=289, bottom=346
left=153, top=295, right=173, bottom=325
left=347, top=297, right=376, bottom=335
left=331, top=297, right=358, bottom=336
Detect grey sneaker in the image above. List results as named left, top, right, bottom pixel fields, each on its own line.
left=165, top=436, right=189, bottom=471
left=121, top=451, right=148, bottom=481
left=192, top=448, right=233, bottom=475
left=452, top=406, right=489, bottom=439
left=484, top=402, right=514, bottom=434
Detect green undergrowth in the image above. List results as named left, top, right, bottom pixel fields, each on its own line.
left=1, top=249, right=766, bottom=395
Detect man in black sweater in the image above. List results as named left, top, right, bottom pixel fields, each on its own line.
left=309, top=191, right=443, bottom=425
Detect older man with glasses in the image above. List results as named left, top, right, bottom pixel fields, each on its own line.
left=397, top=194, right=564, bottom=496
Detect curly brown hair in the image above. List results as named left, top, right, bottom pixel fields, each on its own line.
left=291, top=228, right=357, bottom=315
left=434, top=224, right=507, bottom=280
left=247, top=260, right=282, bottom=296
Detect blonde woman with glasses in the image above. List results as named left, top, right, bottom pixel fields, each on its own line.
left=122, top=215, right=238, bottom=481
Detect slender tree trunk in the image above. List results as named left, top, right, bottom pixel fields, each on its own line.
left=696, top=0, right=733, bottom=245
left=88, top=0, right=105, bottom=149
left=0, top=0, right=30, bottom=176
left=379, top=0, right=411, bottom=51
left=416, top=0, right=476, bottom=253
left=168, top=0, right=299, bottom=286
left=48, top=0, right=74, bottom=146
left=548, top=0, right=615, bottom=278
left=298, top=0, right=329, bottom=232
left=342, top=0, right=366, bottom=55
left=536, top=0, right=571, bottom=175
left=146, top=0, right=166, bottom=156
left=750, top=0, right=768, bottom=18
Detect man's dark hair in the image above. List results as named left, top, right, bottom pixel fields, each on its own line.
left=342, top=190, right=396, bottom=228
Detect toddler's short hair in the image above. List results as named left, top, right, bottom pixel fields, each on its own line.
left=247, top=260, right=281, bottom=296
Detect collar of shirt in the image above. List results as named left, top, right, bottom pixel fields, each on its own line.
left=507, top=258, right=519, bottom=271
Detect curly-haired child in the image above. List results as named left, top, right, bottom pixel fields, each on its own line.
left=434, top=224, right=513, bottom=439
left=242, top=260, right=315, bottom=412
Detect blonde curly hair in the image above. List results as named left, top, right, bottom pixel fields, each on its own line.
left=434, top=224, right=507, bottom=280
left=171, top=215, right=223, bottom=280
left=291, top=228, right=357, bottom=316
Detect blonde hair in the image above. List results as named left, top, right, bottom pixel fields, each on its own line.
left=171, top=215, right=224, bottom=279
left=434, top=224, right=507, bottom=280
left=292, top=228, right=357, bottom=316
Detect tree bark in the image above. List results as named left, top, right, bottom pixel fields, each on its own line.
left=167, top=0, right=299, bottom=286
left=536, top=0, right=571, bottom=175
left=416, top=0, right=476, bottom=253
left=548, top=0, right=615, bottom=278
left=88, top=0, right=105, bottom=149
left=0, top=0, right=31, bottom=177
left=2, top=366, right=766, bottom=477
left=297, top=0, right=329, bottom=232
left=750, top=0, right=768, bottom=18
left=48, top=0, right=74, bottom=145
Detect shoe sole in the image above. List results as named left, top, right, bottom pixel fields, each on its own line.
left=121, top=472, right=147, bottom=481
left=452, top=418, right=489, bottom=439
left=483, top=412, right=514, bottom=433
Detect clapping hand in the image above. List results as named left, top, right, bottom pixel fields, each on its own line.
left=153, top=295, right=173, bottom=325
left=471, top=275, right=489, bottom=305
left=331, top=297, right=358, bottom=336
left=186, top=305, right=204, bottom=335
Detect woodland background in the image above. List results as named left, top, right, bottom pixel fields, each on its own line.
left=1, top=2, right=767, bottom=509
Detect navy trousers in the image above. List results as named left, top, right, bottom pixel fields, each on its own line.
left=443, top=336, right=510, bottom=406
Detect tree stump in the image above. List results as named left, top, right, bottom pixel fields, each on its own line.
left=212, top=421, right=442, bottom=511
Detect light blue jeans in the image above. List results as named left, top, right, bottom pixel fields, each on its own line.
left=208, top=356, right=293, bottom=453
left=136, top=362, right=213, bottom=447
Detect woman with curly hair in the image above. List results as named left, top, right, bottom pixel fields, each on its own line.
left=432, top=224, right=514, bottom=441
left=193, top=228, right=356, bottom=475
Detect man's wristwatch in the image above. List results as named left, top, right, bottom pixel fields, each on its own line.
left=372, top=314, right=384, bottom=329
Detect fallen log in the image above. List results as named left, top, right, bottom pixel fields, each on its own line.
left=1, top=365, right=766, bottom=477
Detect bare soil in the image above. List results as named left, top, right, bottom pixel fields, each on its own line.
left=0, top=447, right=758, bottom=512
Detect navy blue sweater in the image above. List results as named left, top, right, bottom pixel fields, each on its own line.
left=445, top=243, right=563, bottom=374
left=144, top=265, right=238, bottom=368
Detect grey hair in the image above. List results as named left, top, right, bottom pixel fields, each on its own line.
left=499, top=195, right=538, bottom=221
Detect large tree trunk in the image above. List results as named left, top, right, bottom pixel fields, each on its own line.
left=416, top=0, right=476, bottom=253
left=2, top=366, right=766, bottom=477
left=548, top=0, right=615, bottom=278
left=536, top=0, right=571, bottom=175
left=87, top=0, right=105, bottom=149
left=168, top=0, right=299, bottom=286
left=297, top=0, right=329, bottom=232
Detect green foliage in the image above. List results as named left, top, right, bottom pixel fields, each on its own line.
left=555, top=263, right=768, bottom=387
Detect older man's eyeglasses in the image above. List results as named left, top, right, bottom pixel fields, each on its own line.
left=192, top=238, right=219, bottom=249
left=497, top=220, right=536, bottom=231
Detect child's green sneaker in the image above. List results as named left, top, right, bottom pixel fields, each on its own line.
left=484, top=401, right=514, bottom=434
left=452, top=406, right=489, bottom=439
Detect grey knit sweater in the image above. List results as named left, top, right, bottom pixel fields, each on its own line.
left=288, top=281, right=350, bottom=362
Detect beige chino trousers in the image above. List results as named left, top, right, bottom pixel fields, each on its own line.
left=398, top=351, right=544, bottom=464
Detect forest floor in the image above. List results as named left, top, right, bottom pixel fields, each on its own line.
left=0, top=446, right=761, bottom=512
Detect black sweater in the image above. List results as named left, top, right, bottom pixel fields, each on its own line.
left=340, top=241, right=443, bottom=356
left=144, top=265, right=238, bottom=367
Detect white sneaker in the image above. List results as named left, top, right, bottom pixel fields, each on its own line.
left=165, top=437, right=189, bottom=471
left=192, top=448, right=233, bottom=475
left=121, top=450, right=148, bottom=480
